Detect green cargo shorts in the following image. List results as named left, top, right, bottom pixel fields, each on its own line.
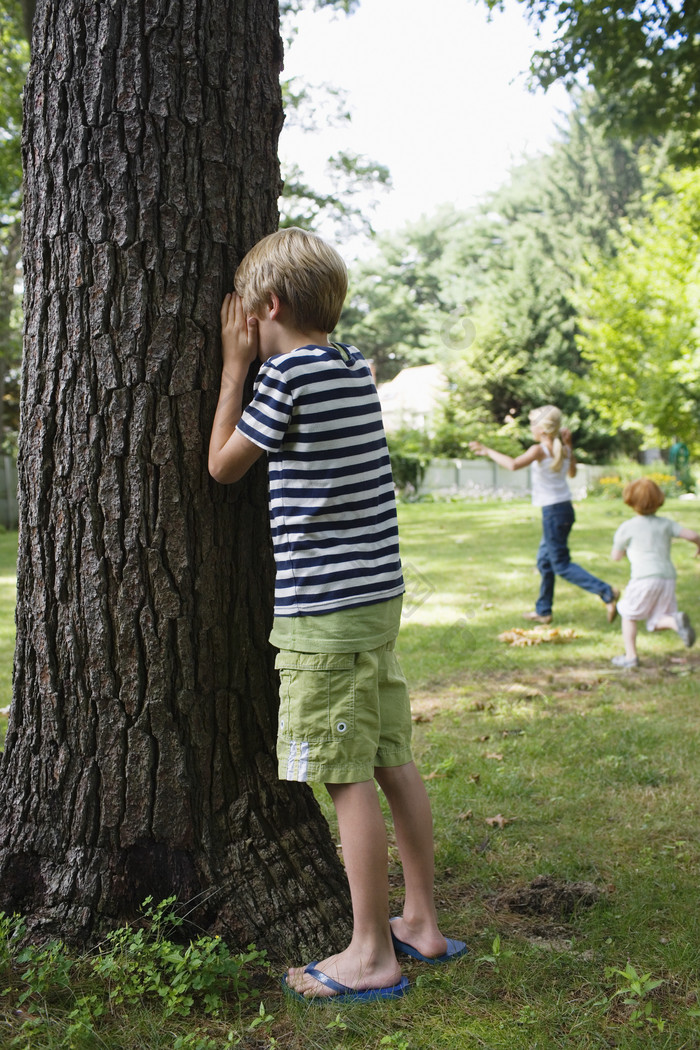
left=275, top=640, right=413, bottom=784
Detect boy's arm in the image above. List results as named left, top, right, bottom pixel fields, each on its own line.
left=677, top=526, right=700, bottom=557
left=208, top=292, right=265, bottom=485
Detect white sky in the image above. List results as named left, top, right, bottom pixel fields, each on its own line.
left=280, top=0, right=572, bottom=256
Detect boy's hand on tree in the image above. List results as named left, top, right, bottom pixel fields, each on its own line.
left=220, top=292, right=259, bottom=372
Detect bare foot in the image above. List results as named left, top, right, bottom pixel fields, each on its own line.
left=389, top=916, right=448, bottom=960
left=286, top=947, right=402, bottom=999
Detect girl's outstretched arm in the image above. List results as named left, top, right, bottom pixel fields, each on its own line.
left=469, top=441, right=544, bottom=472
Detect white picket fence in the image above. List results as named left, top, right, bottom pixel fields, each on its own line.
left=417, top=458, right=606, bottom=500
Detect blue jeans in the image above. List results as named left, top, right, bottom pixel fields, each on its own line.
left=535, top=501, right=614, bottom=615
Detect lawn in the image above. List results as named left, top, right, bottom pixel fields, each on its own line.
left=1, top=497, right=699, bottom=1049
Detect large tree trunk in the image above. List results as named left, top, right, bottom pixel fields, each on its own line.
left=0, top=0, right=351, bottom=957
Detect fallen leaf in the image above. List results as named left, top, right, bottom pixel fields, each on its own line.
left=485, top=814, right=514, bottom=829
left=475, top=735, right=490, bottom=742
left=412, top=712, right=433, bottom=723
left=458, top=809, right=473, bottom=821
left=469, top=772, right=481, bottom=783
left=485, top=752, right=504, bottom=761
left=498, top=626, right=579, bottom=647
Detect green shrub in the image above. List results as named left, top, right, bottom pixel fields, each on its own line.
left=588, top=460, right=692, bottom=499
left=387, top=428, right=432, bottom=494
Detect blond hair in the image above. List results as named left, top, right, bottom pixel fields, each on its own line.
left=623, top=478, right=665, bottom=516
left=234, top=227, right=348, bottom=334
left=529, top=405, right=564, bottom=472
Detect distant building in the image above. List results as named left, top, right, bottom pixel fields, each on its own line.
left=377, top=364, right=447, bottom=434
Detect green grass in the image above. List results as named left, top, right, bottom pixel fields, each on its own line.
left=1, top=498, right=700, bottom=1047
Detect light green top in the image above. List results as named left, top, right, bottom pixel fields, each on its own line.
left=270, top=595, right=403, bottom=653
left=612, top=514, right=683, bottom=579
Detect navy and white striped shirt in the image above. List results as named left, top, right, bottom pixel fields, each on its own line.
left=237, top=343, right=405, bottom=616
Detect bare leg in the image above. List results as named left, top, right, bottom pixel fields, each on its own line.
left=286, top=780, right=401, bottom=998
left=622, top=617, right=638, bottom=660
left=653, top=614, right=679, bottom=632
left=375, top=761, right=448, bottom=959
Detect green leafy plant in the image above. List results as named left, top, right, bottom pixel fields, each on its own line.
left=91, top=896, right=268, bottom=1018
left=476, top=935, right=514, bottom=974
left=379, top=1033, right=410, bottom=1049
left=16, top=939, right=74, bottom=1004
left=606, top=961, right=665, bottom=1031
left=0, top=912, right=26, bottom=971
left=246, top=999, right=275, bottom=1034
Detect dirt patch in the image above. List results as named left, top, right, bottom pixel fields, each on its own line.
left=489, top=874, right=604, bottom=919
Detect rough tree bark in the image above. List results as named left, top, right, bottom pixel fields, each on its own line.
left=0, top=0, right=352, bottom=956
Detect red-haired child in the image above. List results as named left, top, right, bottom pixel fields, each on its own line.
left=611, top=478, right=700, bottom=667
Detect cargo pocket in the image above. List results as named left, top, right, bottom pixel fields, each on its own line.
left=275, top=650, right=356, bottom=744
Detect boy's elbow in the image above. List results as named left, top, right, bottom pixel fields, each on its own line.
left=209, top=455, right=236, bottom=485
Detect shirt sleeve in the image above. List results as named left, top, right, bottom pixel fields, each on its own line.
left=612, top=521, right=629, bottom=552
left=236, top=362, right=293, bottom=453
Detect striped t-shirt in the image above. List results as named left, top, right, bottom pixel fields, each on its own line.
left=236, top=342, right=405, bottom=616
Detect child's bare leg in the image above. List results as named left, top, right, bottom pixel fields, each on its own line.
left=653, top=614, right=678, bottom=632
left=375, top=761, right=448, bottom=958
left=622, top=617, right=638, bottom=660
left=286, top=779, right=401, bottom=997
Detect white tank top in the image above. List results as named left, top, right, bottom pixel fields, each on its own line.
left=531, top=447, right=571, bottom=507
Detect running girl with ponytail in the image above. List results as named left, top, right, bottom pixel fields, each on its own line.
left=470, top=406, right=619, bottom=624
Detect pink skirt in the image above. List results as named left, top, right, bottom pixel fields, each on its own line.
left=617, top=577, right=677, bottom=630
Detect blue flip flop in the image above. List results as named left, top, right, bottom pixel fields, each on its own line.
left=390, top=921, right=468, bottom=965
left=282, top=962, right=409, bottom=1004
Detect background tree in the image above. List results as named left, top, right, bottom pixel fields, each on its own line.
left=576, top=169, right=700, bottom=455
left=340, top=98, right=660, bottom=459
left=339, top=206, right=471, bottom=380
left=435, top=102, right=652, bottom=459
left=0, top=0, right=28, bottom=449
left=278, top=0, right=392, bottom=238
left=0, top=0, right=352, bottom=954
left=480, top=0, right=700, bottom=163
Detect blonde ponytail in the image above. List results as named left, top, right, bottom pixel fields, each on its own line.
left=549, top=434, right=564, bottom=472
left=529, top=405, right=565, bottom=472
